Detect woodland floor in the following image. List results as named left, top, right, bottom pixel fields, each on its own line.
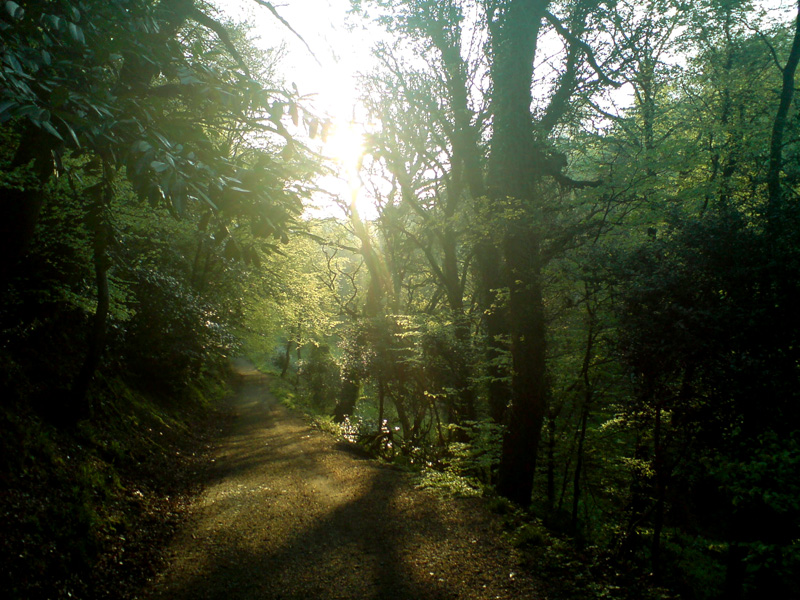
left=141, top=358, right=544, bottom=600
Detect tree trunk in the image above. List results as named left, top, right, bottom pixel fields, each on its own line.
left=477, top=243, right=511, bottom=424
left=487, top=0, right=551, bottom=506
left=280, top=339, right=294, bottom=378
left=572, top=301, right=597, bottom=529
left=0, top=128, right=57, bottom=296
left=496, top=238, right=548, bottom=505
left=70, top=169, right=114, bottom=421
left=572, top=401, right=590, bottom=530
left=651, top=402, right=666, bottom=580
left=767, top=0, right=800, bottom=227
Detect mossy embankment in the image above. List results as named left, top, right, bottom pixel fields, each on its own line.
left=0, top=365, right=234, bottom=600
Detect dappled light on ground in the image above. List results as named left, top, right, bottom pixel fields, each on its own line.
left=145, top=360, right=539, bottom=600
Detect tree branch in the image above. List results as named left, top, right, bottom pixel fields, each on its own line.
left=767, top=0, right=800, bottom=220
left=544, top=10, right=622, bottom=89
left=250, top=0, right=320, bottom=65
left=188, top=7, right=250, bottom=77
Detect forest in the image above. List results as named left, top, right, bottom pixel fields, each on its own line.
left=1, top=0, right=799, bottom=599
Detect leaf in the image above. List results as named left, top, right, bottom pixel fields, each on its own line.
left=59, top=119, right=80, bottom=147
left=148, top=186, right=164, bottom=208
left=177, top=66, right=202, bottom=85
left=152, top=131, right=172, bottom=149
left=171, top=192, right=185, bottom=216
left=250, top=246, right=262, bottom=268
left=15, top=104, right=42, bottom=119
left=260, top=242, right=286, bottom=257
left=6, top=53, right=24, bottom=75
left=4, top=1, right=23, bottom=20
left=67, top=22, right=85, bottom=44
left=43, top=14, right=61, bottom=30
left=150, top=160, right=169, bottom=173
left=223, top=239, right=241, bottom=261
left=41, top=120, right=63, bottom=141
left=0, top=100, right=16, bottom=121
left=188, top=182, right=217, bottom=210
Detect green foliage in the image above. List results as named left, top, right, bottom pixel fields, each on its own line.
left=310, top=414, right=343, bottom=437
left=0, top=2, right=323, bottom=596
left=297, top=343, right=341, bottom=412
left=341, top=2, right=800, bottom=599
left=511, top=521, right=551, bottom=549
left=269, top=376, right=298, bottom=409
left=414, top=468, right=482, bottom=498
left=444, top=419, right=504, bottom=484
left=662, top=533, right=726, bottom=600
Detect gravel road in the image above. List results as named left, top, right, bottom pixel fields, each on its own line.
left=144, top=358, right=543, bottom=600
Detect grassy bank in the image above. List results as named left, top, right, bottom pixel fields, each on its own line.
left=0, top=367, right=232, bottom=600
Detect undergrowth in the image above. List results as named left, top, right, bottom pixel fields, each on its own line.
left=0, top=365, right=230, bottom=600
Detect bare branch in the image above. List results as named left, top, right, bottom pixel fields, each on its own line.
left=544, top=10, right=622, bottom=89
left=250, top=0, right=320, bottom=65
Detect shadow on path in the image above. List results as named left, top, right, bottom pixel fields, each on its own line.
left=146, top=359, right=539, bottom=600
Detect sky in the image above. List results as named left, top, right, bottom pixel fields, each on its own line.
left=214, top=0, right=381, bottom=218
left=215, top=0, right=376, bottom=121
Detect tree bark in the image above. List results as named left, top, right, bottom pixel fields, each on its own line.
left=489, top=0, right=551, bottom=507
left=767, top=0, right=800, bottom=226
left=70, top=168, right=114, bottom=421
left=496, top=236, right=548, bottom=505
left=572, top=300, right=597, bottom=529
left=0, top=128, right=57, bottom=296
left=280, top=339, right=294, bottom=378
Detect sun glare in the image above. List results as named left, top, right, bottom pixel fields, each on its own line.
left=320, top=120, right=378, bottom=220
left=324, top=121, right=365, bottom=177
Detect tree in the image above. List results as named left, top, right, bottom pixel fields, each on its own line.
left=0, top=0, right=316, bottom=420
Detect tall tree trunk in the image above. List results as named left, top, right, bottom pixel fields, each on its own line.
left=767, top=0, right=800, bottom=227
left=651, top=402, right=665, bottom=580
left=0, top=128, right=57, bottom=296
left=496, top=238, right=548, bottom=505
left=572, top=399, right=590, bottom=530
left=280, top=339, right=294, bottom=378
left=572, top=299, right=597, bottom=529
left=71, top=166, right=114, bottom=421
left=477, top=243, right=511, bottom=424
left=489, top=0, right=551, bottom=506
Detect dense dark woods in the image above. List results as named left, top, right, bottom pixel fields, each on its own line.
left=2, top=0, right=800, bottom=599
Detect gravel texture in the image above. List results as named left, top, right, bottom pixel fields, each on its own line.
left=144, top=358, right=543, bottom=600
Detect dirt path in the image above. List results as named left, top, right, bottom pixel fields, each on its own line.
left=144, top=359, right=543, bottom=600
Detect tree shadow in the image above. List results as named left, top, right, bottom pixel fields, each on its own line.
left=148, top=362, right=508, bottom=599
left=153, top=463, right=462, bottom=600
